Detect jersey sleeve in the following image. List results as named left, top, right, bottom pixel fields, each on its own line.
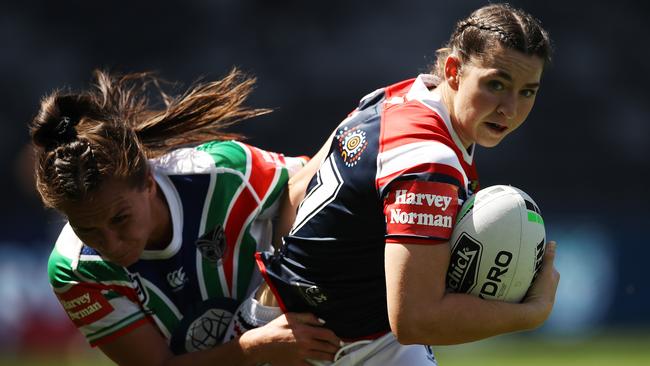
left=383, top=178, right=459, bottom=244
left=48, top=225, right=150, bottom=347
left=376, top=108, right=466, bottom=245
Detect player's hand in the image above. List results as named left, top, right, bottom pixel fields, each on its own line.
left=522, top=240, right=560, bottom=328
left=240, top=312, right=341, bottom=366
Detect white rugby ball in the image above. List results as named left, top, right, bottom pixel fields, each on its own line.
left=446, top=185, right=546, bottom=303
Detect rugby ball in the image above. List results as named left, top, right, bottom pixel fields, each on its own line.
left=446, top=185, right=546, bottom=303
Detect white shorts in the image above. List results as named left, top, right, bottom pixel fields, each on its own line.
left=309, top=332, right=437, bottom=366
left=230, top=294, right=437, bottom=366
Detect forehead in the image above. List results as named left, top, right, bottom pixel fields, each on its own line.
left=470, top=47, right=544, bottom=83
left=60, top=180, right=136, bottom=225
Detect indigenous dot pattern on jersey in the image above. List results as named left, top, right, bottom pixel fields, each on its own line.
left=337, top=126, right=368, bottom=167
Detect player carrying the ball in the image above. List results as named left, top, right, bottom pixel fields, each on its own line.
left=256, top=3, right=560, bottom=364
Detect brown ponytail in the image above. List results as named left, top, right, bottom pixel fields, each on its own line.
left=31, top=68, right=269, bottom=208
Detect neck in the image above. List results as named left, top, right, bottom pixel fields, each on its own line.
left=437, top=82, right=472, bottom=149
left=437, top=82, right=455, bottom=124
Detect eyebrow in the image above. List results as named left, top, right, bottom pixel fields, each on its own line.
left=71, top=207, right=130, bottom=231
left=495, top=70, right=540, bottom=88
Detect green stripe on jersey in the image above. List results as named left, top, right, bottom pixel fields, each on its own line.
left=196, top=141, right=247, bottom=299
left=236, top=231, right=257, bottom=297
left=456, top=195, right=476, bottom=224
left=49, top=241, right=131, bottom=289
left=260, top=168, right=289, bottom=214
left=205, top=173, right=246, bottom=239
left=48, top=247, right=79, bottom=289
left=200, top=254, right=225, bottom=299
left=141, top=280, right=181, bottom=336
left=75, top=260, right=130, bottom=284
left=87, top=311, right=146, bottom=342
left=197, top=140, right=247, bottom=175
left=197, top=140, right=249, bottom=235
left=236, top=167, right=288, bottom=296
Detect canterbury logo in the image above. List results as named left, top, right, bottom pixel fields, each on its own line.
left=167, top=267, right=188, bottom=290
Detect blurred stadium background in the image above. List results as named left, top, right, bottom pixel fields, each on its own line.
left=1, top=0, right=648, bottom=364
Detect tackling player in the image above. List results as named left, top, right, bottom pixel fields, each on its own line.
left=256, top=3, right=561, bottom=364
left=31, top=69, right=341, bottom=365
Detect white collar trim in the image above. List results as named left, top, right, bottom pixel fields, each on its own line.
left=139, top=169, right=183, bottom=260
left=405, top=74, right=474, bottom=165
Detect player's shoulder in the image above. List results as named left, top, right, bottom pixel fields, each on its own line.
left=48, top=224, right=130, bottom=291
left=197, top=140, right=265, bottom=174
left=150, top=140, right=253, bottom=176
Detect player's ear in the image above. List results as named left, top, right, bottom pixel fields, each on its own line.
left=144, top=170, right=156, bottom=195
left=445, top=55, right=462, bottom=91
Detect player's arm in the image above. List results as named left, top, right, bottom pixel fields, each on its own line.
left=99, top=312, right=340, bottom=366
left=384, top=240, right=559, bottom=345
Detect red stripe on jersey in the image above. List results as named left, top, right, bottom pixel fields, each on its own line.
left=241, top=143, right=282, bottom=201
left=386, top=237, right=447, bottom=245
left=81, top=282, right=142, bottom=304
left=380, top=102, right=453, bottom=152
left=90, top=317, right=152, bottom=347
left=222, top=143, right=280, bottom=293
left=384, top=78, right=416, bottom=99
left=255, top=252, right=288, bottom=313
left=341, top=330, right=390, bottom=343
left=376, top=162, right=466, bottom=193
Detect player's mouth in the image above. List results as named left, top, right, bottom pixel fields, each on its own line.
left=485, top=122, right=508, bottom=133
left=106, top=250, right=135, bottom=266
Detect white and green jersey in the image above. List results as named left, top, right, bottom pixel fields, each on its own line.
left=47, top=141, right=306, bottom=353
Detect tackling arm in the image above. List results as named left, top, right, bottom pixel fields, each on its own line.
left=99, top=313, right=340, bottom=366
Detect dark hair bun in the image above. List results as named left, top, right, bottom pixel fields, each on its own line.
left=31, top=94, right=92, bottom=151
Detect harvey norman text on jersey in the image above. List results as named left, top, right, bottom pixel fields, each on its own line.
left=389, top=189, right=453, bottom=228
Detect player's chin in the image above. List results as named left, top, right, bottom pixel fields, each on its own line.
left=476, top=136, right=505, bottom=148
left=109, top=250, right=140, bottom=267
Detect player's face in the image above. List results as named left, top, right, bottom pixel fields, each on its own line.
left=61, top=175, right=164, bottom=267
left=450, top=47, right=544, bottom=148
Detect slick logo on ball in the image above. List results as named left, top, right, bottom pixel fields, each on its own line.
left=447, top=233, right=482, bottom=293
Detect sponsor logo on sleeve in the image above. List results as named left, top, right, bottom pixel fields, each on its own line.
left=58, top=286, right=114, bottom=327
left=384, top=181, right=459, bottom=239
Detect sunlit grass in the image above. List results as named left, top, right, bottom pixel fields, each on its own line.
left=435, top=330, right=650, bottom=366
left=2, top=330, right=649, bottom=365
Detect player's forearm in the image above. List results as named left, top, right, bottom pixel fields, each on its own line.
left=394, top=292, right=543, bottom=345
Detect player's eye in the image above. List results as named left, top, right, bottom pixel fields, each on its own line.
left=520, top=89, right=537, bottom=98
left=74, top=227, right=93, bottom=235
left=488, top=80, right=505, bottom=92
left=110, top=214, right=129, bottom=225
